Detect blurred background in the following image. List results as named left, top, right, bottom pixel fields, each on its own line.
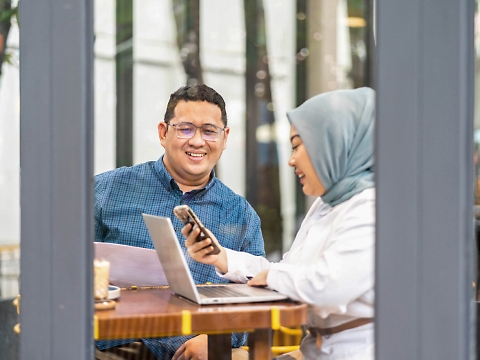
left=1, top=0, right=479, bottom=358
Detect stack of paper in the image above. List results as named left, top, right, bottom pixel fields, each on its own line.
left=94, top=242, right=168, bottom=287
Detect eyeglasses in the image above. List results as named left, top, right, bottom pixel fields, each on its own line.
left=167, top=122, right=226, bottom=142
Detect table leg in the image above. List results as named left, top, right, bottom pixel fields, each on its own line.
left=248, top=328, right=272, bottom=360
left=208, top=333, right=232, bottom=360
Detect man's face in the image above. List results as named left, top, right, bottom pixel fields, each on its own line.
left=158, top=100, right=229, bottom=189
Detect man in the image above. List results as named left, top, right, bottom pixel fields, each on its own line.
left=95, top=84, right=265, bottom=360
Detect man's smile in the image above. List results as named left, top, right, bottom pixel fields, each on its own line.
left=186, top=151, right=206, bottom=158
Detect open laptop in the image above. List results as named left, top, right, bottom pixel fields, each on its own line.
left=142, top=213, right=288, bottom=305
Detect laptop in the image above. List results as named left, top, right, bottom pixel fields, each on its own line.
left=142, top=213, right=288, bottom=305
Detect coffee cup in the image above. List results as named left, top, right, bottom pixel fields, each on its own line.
left=93, top=258, right=110, bottom=300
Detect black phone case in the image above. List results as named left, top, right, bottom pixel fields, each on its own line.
left=173, top=206, right=220, bottom=255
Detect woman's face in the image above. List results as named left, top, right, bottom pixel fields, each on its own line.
left=288, top=124, right=326, bottom=197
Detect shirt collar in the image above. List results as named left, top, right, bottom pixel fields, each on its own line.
left=153, top=155, right=217, bottom=197
left=318, top=201, right=332, bottom=216
left=311, top=197, right=333, bottom=218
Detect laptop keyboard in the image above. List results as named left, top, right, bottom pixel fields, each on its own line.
left=197, top=285, right=247, bottom=298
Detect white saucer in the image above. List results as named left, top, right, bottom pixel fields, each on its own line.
left=94, top=299, right=116, bottom=310
left=107, top=285, right=121, bottom=300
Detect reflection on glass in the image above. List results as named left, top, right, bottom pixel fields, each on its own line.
left=90, top=0, right=375, bottom=357
left=94, top=0, right=372, bottom=260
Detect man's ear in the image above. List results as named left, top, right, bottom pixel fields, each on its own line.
left=222, top=127, right=230, bottom=150
left=158, top=122, right=167, bottom=146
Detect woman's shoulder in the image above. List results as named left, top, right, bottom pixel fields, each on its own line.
left=332, top=187, right=376, bottom=221
left=342, top=187, right=375, bottom=207
left=321, top=187, right=375, bottom=222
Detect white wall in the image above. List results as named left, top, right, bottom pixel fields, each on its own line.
left=133, top=0, right=184, bottom=164
left=0, top=23, right=20, bottom=246
left=94, top=0, right=117, bottom=174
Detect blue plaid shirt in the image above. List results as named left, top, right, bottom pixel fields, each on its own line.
left=95, top=156, right=265, bottom=359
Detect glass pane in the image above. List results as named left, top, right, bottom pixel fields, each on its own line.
left=94, top=0, right=371, bottom=258
left=0, top=0, right=20, bottom=358
left=93, top=0, right=372, bottom=358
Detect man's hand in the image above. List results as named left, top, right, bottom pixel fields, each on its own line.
left=182, top=223, right=228, bottom=273
left=172, top=334, right=208, bottom=360
left=248, top=269, right=269, bottom=287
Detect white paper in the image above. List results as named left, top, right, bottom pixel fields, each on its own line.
left=94, top=242, right=168, bottom=287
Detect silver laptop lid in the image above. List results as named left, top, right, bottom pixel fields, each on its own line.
left=142, top=213, right=202, bottom=304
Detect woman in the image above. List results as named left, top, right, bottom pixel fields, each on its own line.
left=183, top=87, right=376, bottom=360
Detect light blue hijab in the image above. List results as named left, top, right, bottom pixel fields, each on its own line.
left=287, top=87, right=375, bottom=207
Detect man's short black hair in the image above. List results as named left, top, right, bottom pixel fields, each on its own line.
left=164, top=84, right=228, bottom=126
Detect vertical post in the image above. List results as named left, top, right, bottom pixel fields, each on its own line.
left=172, top=0, right=203, bottom=84
left=19, top=0, right=94, bottom=358
left=294, top=0, right=307, bottom=229
left=244, top=0, right=283, bottom=257
left=116, top=0, right=133, bottom=167
left=244, top=0, right=260, bottom=208
left=375, top=0, right=475, bottom=359
left=364, top=0, right=375, bottom=89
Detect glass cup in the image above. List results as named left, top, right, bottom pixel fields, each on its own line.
left=93, top=258, right=110, bottom=300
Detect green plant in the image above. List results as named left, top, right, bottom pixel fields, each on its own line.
left=0, top=0, right=19, bottom=77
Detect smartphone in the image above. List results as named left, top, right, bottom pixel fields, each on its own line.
left=173, top=205, right=221, bottom=255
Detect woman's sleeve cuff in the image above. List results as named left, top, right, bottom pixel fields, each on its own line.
left=215, top=248, right=250, bottom=283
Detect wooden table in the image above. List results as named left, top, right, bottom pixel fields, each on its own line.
left=94, top=287, right=308, bottom=360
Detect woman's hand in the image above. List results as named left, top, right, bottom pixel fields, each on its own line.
left=247, top=269, right=269, bottom=287
left=182, top=223, right=228, bottom=274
